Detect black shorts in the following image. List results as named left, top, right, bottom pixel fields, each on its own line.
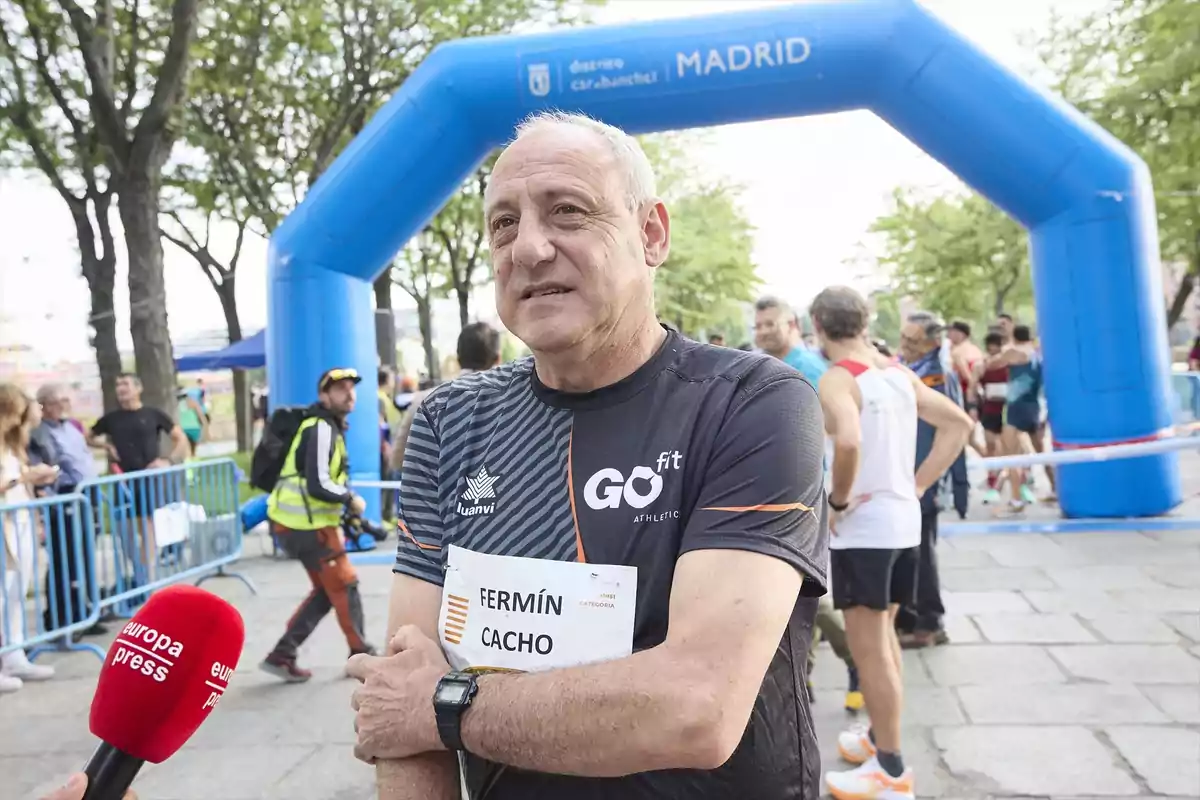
left=1005, top=401, right=1040, bottom=434
left=980, top=409, right=1004, bottom=434
left=831, top=547, right=919, bottom=611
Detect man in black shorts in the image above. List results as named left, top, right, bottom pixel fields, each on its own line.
left=347, top=110, right=829, bottom=800
left=89, top=373, right=190, bottom=584
left=811, top=287, right=972, bottom=800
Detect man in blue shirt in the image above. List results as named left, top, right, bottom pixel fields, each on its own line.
left=753, top=295, right=861, bottom=712
left=753, top=295, right=828, bottom=387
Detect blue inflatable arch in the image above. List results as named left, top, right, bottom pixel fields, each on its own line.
left=267, top=0, right=1179, bottom=519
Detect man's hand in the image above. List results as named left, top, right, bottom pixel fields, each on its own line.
left=349, top=494, right=367, bottom=516
left=829, top=493, right=869, bottom=535
left=148, top=458, right=172, bottom=470
left=40, top=773, right=136, bottom=800
left=27, top=464, right=59, bottom=486
left=348, top=625, right=451, bottom=763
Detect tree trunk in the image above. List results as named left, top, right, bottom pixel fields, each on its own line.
left=374, top=272, right=397, bottom=368
left=74, top=197, right=122, bottom=413
left=1166, top=274, right=1194, bottom=329
left=214, top=277, right=252, bottom=452
left=457, top=287, right=470, bottom=329
left=374, top=272, right=392, bottom=311
left=118, top=174, right=177, bottom=416
left=86, top=275, right=122, bottom=414
left=417, top=297, right=438, bottom=382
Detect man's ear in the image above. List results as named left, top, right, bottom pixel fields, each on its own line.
left=642, top=200, right=670, bottom=268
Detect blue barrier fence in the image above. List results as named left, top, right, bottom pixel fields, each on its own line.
left=0, top=459, right=256, bottom=665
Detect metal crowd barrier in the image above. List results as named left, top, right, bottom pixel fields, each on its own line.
left=945, top=430, right=1200, bottom=536
left=1, top=493, right=105, bottom=662
left=79, top=459, right=257, bottom=619
left=1, top=459, right=258, bottom=665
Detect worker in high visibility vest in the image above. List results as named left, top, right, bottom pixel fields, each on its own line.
left=261, top=366, right=375, bottom=683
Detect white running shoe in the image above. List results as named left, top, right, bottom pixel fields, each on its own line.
left=1, top=654, right=55, bottom=682
left=0, top=673, right=22, bottom=693
left=825, top=755, right=915, bottom=800
left=836, top=723, right=877, bottom=765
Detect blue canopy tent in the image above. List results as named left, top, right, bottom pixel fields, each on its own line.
left=175, top=330, right=266, bottom=372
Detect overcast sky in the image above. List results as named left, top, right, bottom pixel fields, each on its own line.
left=0, top=0, right=1107, bottom=363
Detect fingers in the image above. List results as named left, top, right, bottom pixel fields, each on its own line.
left=43, top=773, right=86, bottom=800
left=344, top=653, right=387, bottom=682
left=389, top=623, right=436, bottom=655
left=353, top=742, right=378, bottom=765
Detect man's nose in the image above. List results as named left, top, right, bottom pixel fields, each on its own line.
left=511, top=217, right=555, bottom=271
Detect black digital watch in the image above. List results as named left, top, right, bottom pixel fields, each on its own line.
left=432, top=671, right=479, bottom=752
left=828, top=498, right=850, bottom=513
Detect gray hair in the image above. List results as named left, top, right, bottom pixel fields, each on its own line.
left=754, top=295, right=799, bottom=324
left=36, top=383, right=66, bottom=404
left=809, top=286, right=869, bottom=341
left=509, top=110, right=657, bottom=210
left=906, top=310, right=945, bottom=342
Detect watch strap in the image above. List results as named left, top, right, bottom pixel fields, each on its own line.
left=829, top=499, right=849, bottom=512
left=434, top=673, right=478, bottom=752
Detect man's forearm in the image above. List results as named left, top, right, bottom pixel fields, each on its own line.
left=460, top=646, right=723, bottom=778
left=829, top=443, right=859, bottom=503
left=915, top=426, right=971, bottom=491
left=377, top=753, right=460, bottom=800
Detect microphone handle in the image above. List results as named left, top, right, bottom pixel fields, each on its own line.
left=82, top=743, right=145, bottom=800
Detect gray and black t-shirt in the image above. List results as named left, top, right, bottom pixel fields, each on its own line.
left=395, top=329, right=829, bottom=800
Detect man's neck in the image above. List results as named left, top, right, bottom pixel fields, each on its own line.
left=535, top=317, right=666, bottom=393
left=120, top=401, right=142, bottom=412
left=822, top=339, right=882, bottom=366
left=766, top=343, right=796, bottom=361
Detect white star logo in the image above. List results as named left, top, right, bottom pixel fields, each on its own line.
left=462, top=467, right=499, bottom=505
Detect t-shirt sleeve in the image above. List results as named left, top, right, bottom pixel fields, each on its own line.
left=680, top=372, right=829, bottom=596
left=91, top=414, right=110, bottom=437
left=393, top=401, right=446, bottom=586
left=155, top=408, right=175, bottom=433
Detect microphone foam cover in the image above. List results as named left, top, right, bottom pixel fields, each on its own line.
left=89, top=585, right=245, bottom=762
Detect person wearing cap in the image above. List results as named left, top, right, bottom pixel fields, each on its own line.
left=261, top=366, right=375, bottom=682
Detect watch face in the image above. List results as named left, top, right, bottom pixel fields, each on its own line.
left=435, top=680, right=471, bottom=706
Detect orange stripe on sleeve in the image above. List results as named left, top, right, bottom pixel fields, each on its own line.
left=701, top=502, right=815, bottom=513
left=399, top=519, right=442, bottom=551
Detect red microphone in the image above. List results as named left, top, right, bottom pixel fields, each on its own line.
left=83, top=585, right=245, bottom=800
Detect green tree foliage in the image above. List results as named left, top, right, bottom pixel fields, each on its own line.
left=1034, top=0, right=1199, bottom=326
left=0, top=0, right=196, bottom=412
left=642, top=132, right=759, bottom=337
left=870, top=188, right=1032, bottom=324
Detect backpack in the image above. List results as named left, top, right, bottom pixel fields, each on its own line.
left=250, top=406, right=311, bottom=493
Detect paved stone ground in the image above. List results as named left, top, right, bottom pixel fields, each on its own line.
left=3, top=527, right=1198, bottom=800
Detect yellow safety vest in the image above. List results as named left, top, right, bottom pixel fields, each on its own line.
left=268, top=417, right=348, bottom=530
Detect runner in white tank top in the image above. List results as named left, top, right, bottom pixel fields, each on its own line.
left=810, top=287, right=973, bottom=800
left=825, top=359, right=920, bottom=550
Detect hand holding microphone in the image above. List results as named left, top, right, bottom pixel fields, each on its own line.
left=40, top=773, right=135, bottom=800
left=70, top=584, right=245, bottom=800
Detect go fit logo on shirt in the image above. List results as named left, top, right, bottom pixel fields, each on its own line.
left=583, top=450, right=682, bottom=510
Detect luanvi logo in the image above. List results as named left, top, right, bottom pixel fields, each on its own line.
left=457, top=466, right=499, bottom=517
left=583, top=451, right=682, bottom=511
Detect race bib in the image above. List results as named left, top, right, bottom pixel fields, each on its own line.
left=984, top=382, right=1008, bottom=400
left=439, top=545, right=637, bottom=674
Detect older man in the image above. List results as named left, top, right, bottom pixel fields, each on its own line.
left=897, top=312, right=968, bottom=648
left=35, top=384, right=105, bottom=635
left=348, top=111, right=830, bottom=800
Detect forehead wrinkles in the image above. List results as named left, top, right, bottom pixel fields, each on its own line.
left=487, top=136, right=625, bottom=213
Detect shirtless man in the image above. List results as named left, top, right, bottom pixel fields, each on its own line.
left=812, top=287, right=973, bottom=800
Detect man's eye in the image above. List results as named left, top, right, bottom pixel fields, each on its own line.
left=554, top=204, right=583, bottom=215
left=490, top=216, right=515, bottom=233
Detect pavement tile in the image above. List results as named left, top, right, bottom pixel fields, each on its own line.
left=1049, top=644, right=1200, bottom=684
left=956, top=683, right=1168, bottom=725
left=1162, top=613, right=1200, bottom=642
left=1136, top=684, right=1200, bottom=724
left=973, top=612, right=1096, bottom=644
left=923, top=644, right=1066, bottom=687
left=1080, top=613, right=1182, bottom=644
left=1104, top=727, right=1200, bottom=797
left=933, top=725, right=1140, bottom=796
left=942, top=591, right=1033, bottom=615
left=940, top=567, right=1056, bottom=592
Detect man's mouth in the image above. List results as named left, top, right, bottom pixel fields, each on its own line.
left=522, top=285, right=573, bottom=300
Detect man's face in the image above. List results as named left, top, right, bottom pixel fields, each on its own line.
left=40, top=392, right=66, bottom=422
left=115, top=376, right=140, bottom=404
left=485, top=127, right=670, bottom=354
left=322, top=381, right=357, bottom=415
left=947, top=329, right=966, bottom=346
left=900, top=322, right=937, bottom=362
left=996, top=317, right=1014, bottom=340
left=754, top=307, right=795, bottom=356
left=986, top=341, right=1002, bottom=356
